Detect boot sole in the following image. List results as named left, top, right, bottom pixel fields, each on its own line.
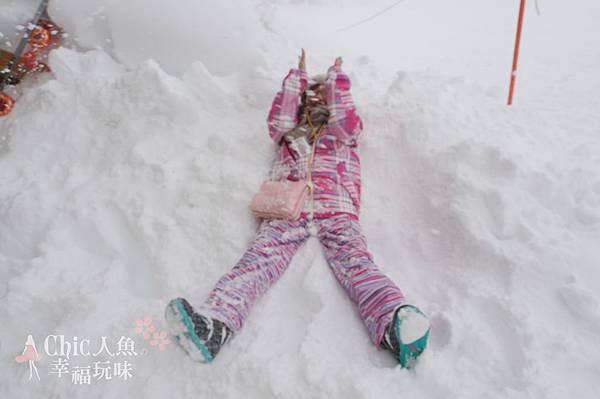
left=395, top=304, right=430, bottom=369
left=164, top=298, right=214, bottom=363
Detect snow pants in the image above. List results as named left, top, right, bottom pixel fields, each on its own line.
left=198, top=213, right=405, bottom=347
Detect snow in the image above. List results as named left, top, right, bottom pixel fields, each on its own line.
left=0, top=0, right=39, bottom=47
left=398, top=307, right=430, bottom=344
left=1, top=0, right=600, bottom=398
left=48, top=0, right=268, bottom=77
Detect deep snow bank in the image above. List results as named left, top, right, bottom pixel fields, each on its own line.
left=48, top=0, right=269, bottom=76
left=0, top=45, right=598, bottom=398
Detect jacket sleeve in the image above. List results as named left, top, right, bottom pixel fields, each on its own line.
left=267, top=68, right=309, bottom=144
left=325, top=65, right=363, bottom=144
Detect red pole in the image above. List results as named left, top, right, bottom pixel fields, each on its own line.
left=508, top=0, right=526, bottom=105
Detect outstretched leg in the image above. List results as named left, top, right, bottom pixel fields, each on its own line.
left=199, top=216, right=311, bottom=331
left=166, top=216, right=311, bottom=362
left=317, top=214, right=405, bottom=347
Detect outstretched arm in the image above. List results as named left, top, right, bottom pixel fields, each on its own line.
left=325, top=57, right=363, bottom=144
left=267, top=50, right=309, bottom=144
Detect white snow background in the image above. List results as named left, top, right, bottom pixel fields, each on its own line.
left=1, top=0, right=599, bottom=398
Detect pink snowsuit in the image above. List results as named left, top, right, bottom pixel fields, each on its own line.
left=198, top=65, right=405, bottom=347
left=267, top=65, right=363, bottom=218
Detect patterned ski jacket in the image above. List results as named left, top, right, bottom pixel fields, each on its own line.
left=267, top=65, right=364, bottom=220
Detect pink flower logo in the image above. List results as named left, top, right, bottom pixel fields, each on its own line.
left=133, top=316, right=156, bottom=339
left=132, top=316, right=171, bottom=351
left=149, top=331, right=171, bottom=351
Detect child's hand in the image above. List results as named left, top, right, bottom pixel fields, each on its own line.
left=334, top=56, right=343, bottom=69
left=298, top=48, right=306, bottom=71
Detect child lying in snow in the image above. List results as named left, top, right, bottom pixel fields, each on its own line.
left=165, top=49, right=430, bottom=368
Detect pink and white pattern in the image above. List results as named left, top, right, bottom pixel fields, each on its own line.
left=195, top=65, right=405, bottom=348
left=267, top=65, right=364, bottom=220
left=199, top=214, right=405, bottom=347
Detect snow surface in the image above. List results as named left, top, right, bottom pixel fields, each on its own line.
left=398, top=307, right=430, bottom=344
left=0, top=0, right=39, bottom=49
left=1, top=0, right=600, bottom=398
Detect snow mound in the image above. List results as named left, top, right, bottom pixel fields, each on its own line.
left=48, top=0, right=268, bottom=76
left=0, top=45, right=598, bottom=398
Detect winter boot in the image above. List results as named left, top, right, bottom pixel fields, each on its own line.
left=380, top=304, right=430, bottom=368
left=164, top=297, right=233, bottom=363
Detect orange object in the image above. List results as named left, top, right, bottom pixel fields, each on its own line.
left=28, top=26, right=51, bottom=49
left=38, top=19, right=61, bottom=44
left=0, top=92, right=15, bottom=116
left=508, top=0, right=526, bottom=105
left=35, top=19, right=62, bottom=50
left=20, top=50, right=39, bottom=70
